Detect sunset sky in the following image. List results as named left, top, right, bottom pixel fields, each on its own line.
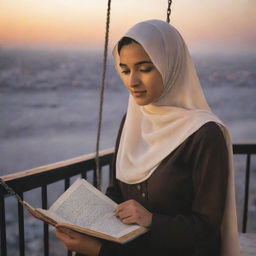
left=0, top=0, right=255, bottom=53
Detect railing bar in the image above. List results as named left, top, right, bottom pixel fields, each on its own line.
left=81, top=171, right=87, bottom=180
left=65, top=178, right=70, bottom=191
left=100, top=167, right=103, bottom=191
left=42, top=185, right=49, bottom=256
left=109, top=163, right=113, bottom=186
left=0, top=192, right=7, bottom=256
left=93, top=168, right=97, bottom=187
left=17, top=193, right=25, bottom=256
left=93, top=167, right=102, bottom=189
left=242, top=153, right=251, bottom=233
left=1, top=148, right=114, bottom=185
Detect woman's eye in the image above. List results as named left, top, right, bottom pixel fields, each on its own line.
left=140, top=67, right=153, bottom=73
left=121, top=70, right=130, bottom=74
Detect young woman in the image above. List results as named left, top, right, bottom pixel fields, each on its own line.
left=56, top=19, right=240, bottom=256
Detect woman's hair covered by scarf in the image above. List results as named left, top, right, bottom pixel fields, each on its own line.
left=114, top=19, right=210, bottom=110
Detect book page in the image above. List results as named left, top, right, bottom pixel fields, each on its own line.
left=49, top=179, right=141, bottom=238
left=20, top=202, right=57, bottom=226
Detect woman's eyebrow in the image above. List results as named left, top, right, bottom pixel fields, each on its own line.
left=119, top=61, right=153, bottom=67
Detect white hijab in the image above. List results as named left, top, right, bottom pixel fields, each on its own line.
left=113, top=20, right=240, bottom=255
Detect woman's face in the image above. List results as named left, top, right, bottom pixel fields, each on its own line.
left=119, top=42, right=164, bottom=106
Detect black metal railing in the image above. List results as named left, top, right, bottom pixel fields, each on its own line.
left=0, top=144, right=255, bottom=256
left=232, top=144, right=256, bottom=233
left=0, top=148, right=114, bottom=256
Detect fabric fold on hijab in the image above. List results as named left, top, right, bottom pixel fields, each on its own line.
left=113, top=19, right=240, bottom=256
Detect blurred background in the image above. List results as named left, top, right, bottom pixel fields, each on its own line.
left=1, top=0, right=255, bottom=173
left=0, top=0, right=255, bottom=255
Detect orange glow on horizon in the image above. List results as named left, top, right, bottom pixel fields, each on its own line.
left=0, top=0, right=255, bottom=52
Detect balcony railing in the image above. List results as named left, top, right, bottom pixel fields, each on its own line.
left=0, top=144, right=256, bottom=256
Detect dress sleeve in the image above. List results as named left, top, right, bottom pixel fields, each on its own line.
left=150, top=122, right=229, bottom=255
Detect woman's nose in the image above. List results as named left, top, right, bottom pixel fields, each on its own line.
left=128, top=72, right=140, bottom=87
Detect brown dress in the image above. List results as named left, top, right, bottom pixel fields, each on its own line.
left=78, top=116, right=229, bottom=256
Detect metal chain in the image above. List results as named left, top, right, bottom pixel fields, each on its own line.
left=95, top=0, right=112, bottom=189
left=0, top=177, right=23, bottom=203
left=166, top=0, right=172, bottom=23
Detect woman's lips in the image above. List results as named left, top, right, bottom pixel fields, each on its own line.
left=132, top=90, right=146, bottom=97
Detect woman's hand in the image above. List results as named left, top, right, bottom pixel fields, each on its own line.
left=55, top=226, right=102, bottom=256
left=115, top=199, right=152, bottom=227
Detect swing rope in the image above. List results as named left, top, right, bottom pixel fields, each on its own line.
left=166, top=0, right=172, bottom=23
left=95, top=0, right=112, bottom=189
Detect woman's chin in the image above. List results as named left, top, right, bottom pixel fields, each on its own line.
left=132, top=96, right=152, bottom=106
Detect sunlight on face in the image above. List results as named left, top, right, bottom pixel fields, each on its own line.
left=119, top=42, right=163, bottom=106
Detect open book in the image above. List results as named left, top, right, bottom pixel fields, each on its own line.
left=23, top=179, right=147, bottom=244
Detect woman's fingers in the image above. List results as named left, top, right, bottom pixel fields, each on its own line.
left=55, top=227, right=102, bottom=255
left=116, top=199, right=138, bottom=215
left=56, top=227, right=76, bottom=238
left=116, top=210, right=130, bottom=220
left=115, top=199, right=152, bottom=227
left=55, top=228, right=74, bottom=249
left=117, top=210, right=137, bottom=224
left=116, top=200, right=137, bottom=220
left=121, top=216, right=136, bottom=224
left=116, top=199, right=137, bottom=210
